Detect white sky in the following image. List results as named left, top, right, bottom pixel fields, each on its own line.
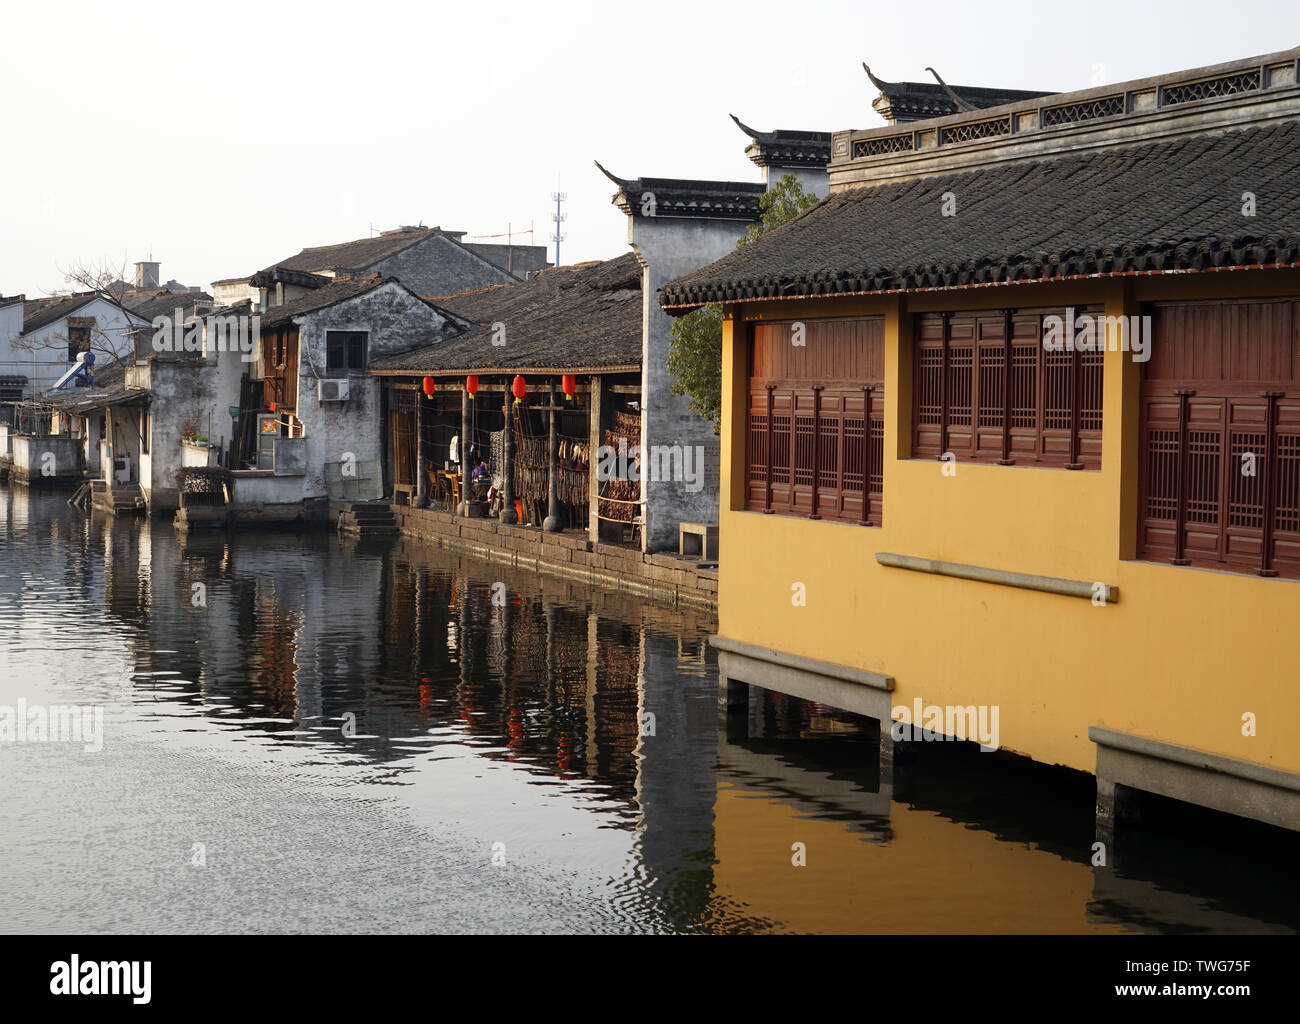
left=2, top=0, right=1298, bottom=297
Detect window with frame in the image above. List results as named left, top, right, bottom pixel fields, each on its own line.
left=1139, top=298, right=1300, bottom=579
left=67, top=318, right=93, bottom=362
left=912, top=308, right=1103, bottom=469
left=745, top=317, right=885, bottom=525
left=326, top=331, right=368, bottom=375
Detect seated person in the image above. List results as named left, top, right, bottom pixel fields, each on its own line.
left=470, top=460, right=491, bottom=499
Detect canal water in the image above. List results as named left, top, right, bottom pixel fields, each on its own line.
left=1, top=485, right=1296, bottom=934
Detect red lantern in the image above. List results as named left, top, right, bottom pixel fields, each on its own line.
left=422, top=376, right=436, bottom=397
left=561, top=373, right=576, bottom=401
left=465, top=374, right=479, bottom=400
left=512, top=375, right=526, bottom=403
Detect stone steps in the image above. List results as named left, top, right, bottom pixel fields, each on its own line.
left=105, top=484, right=146, bottom=514
left=337, top=502, right=399, bottom=538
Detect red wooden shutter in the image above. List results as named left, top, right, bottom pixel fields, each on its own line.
left=914, top=318, right=944, bottom=459
left=745, top=318, right=884, bottom=523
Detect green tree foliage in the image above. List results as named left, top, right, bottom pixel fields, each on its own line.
left=666, top=174, right=820, bottom=431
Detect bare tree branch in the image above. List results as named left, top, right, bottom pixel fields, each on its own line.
left=15, top=257, right=144, bottom=374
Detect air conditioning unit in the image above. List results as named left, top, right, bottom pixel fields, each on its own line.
left=318, top=379, right=350, bottom=402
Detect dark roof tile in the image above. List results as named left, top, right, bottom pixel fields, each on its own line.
left=258, top=275, right=411, bottom=329
left=660, top=122, right=1300, bottom=309
left=370, top=253, right=642, bottom=375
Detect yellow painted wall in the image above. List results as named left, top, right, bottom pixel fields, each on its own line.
left=718, top=271, right=1300, bottom=776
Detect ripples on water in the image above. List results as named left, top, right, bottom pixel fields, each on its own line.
left=0, top=485, right=1296, bottom=934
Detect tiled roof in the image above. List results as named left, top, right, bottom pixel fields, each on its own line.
left=21, top=293, right=100, bottom=333
left=121, top=289, right=213, bottom=323
left=370, top=253, right=643, bottom=375
left=247, top=266, right=331, bottom=290
left=262, top=227, right=444, bottom=276
left=864, top=65, right=1056, bottom=123
left=210, top=298, right=254, bottom=318
left=731, top=116, right=832, bottom=167
left=258, top=275, right=404, bottom=329
left=595, top=162, right=766, bottom=221
left=91, top=361, right=125, bottom=388
left=660, top=121, right=1300, bottom=309
left=45, top=381, right=149, bottom=413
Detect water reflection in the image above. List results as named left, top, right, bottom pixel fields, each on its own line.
left=1, top=484, right=1296, bottom=934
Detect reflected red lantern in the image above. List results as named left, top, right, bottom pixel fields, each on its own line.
left=561, top=373, right=576, bottom=401
left=465, top=374, right=479, bottom=399
left=512, top=375, right=526, bottom=403
left=422, top=376, right=436, bottom=397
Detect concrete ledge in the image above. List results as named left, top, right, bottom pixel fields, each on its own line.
left=877, top=551, right=1118, bottom=603
left=712, top=635, right=893, bottom=724
left=1090, top=725, right=1300, bottom=832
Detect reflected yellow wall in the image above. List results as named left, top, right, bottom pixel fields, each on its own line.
left=709, top=780, right=1124, bottom=934
left=719, top=271, right=1300, bottom=775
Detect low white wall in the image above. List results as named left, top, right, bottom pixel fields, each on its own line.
left=181, top=440, right=218, bottom=468
left=11, top=435, right=83, bottom=480
left=230, top=472, right=304, bottom=505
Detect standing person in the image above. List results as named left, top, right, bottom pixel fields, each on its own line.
left=449, top=433, right=459, bottom=470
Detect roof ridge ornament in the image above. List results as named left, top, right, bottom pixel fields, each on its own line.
left=730, top=113, right=767, bottom=140
left=862, top=63, right=893, bottom=92
left=925, top=67, right=975, bottom=111
left=593, top=160, right=631, bottom=188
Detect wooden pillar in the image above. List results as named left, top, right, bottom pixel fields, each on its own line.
left=543, top=380, right=562, bottom=532
left=810, top=385, right=823, bottom=520
left=763, top=385, right=774, bottom=514
left=1259, top=390, right=1283, bottom=577
left=501, top=379, right=517, bottom=524
left=939, top=311, right=951, bottom=458
left=998, top=308, right=1015, bottom=465
left=1172, top=388, right=1195, bottom=565
left=415, top=385, right=429, bottom=508
left=587, top=375, right=603, bottom=544
left=1066, top=342, right=1084, bottom=470
left=861, top=385, right=874, bottom=526
left=459, top=382, right=471, bottom=516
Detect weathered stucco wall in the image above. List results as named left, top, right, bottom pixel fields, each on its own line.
left=294, top=283, right=455, bottom=499
left=10, top=435, right=83, bottom=485
left=0, top=302, right=22, bottom=389
left=145, top=347, right=245, bottom=512
left=231, top=473, right=308, bottom=505
left=762, top=164, right=828, bottom=199
left=629, top=216, right=746, bottom=551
